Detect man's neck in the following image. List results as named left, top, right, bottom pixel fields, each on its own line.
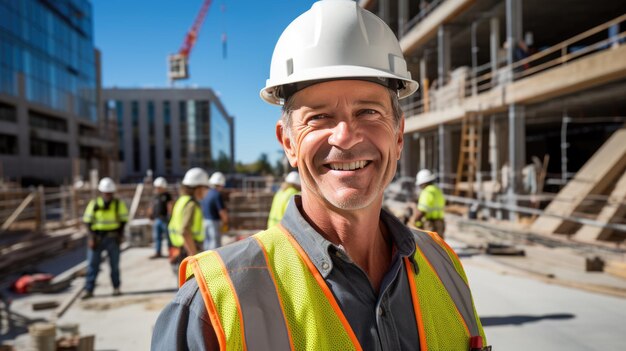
left=300, top=194, right=392, bottom=293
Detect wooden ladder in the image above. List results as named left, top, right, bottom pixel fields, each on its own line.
left=454, top=114, right=482, bottom=197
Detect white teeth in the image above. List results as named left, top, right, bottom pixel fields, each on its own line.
left=329, top=160, right=367, bottom=171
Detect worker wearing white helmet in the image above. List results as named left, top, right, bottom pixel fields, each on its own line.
left=148, top=177, right=173, bottom=259
left=82, top=177, right=128, bottom=300
left=411, top=169, right=446, bottom=238
left=167, top=168, right=209, bottom=269
left=267, top=171, right=301, bottom=228
left=154, top=1, right=486, bottom=349
left=200, top=172, right=229, bottom=250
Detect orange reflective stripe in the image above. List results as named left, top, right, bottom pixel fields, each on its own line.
left=189, top=255, right=227, bottom=351
left=253, top=235, right=296, bottom=351
left=214, top=253, right=248, bottom=351
left=414, top=245, right=471, bottom=338
left=404, top=257, right=428, bottom=351
left=277, top=223, right=363, bottom=351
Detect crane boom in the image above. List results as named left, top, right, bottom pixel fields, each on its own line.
left=168, top=0, right=213, bottom=83
left=179, top=0, right=213, bottom=57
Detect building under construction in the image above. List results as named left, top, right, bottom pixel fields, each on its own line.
left=360, top=0, right=626, bottom=243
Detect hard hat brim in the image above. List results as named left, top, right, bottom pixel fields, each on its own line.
left=260, top=65, right=418, bottom=105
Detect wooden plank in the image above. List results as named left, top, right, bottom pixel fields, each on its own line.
left=574, top=169, right=626, bottom=241
left=1, top=192, right=35, bottom=232
left=531, top=128, right=626, bottom=234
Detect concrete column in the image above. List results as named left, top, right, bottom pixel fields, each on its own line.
left=419, top=57, right=429, bottom=112
left=419, top=135, right=426, bottom=170
left=438, top=124, right=453, bottom=189
left=490, top=17, right=500, bottom=83
left=489, top=115, right=499, bottom=189
left=505, top=0, right=523, bottom=68
left=398, top=0, right=409, bottom=37
left=139, top=100, right=149, bottom=175
left=378, top=0, right=389, bottom=25
left=171, top=100, right=182, bottom=176
left=437, top=26, right=451, bottom=87
left=155, top=99, right=165, bottom=176
left=507, top=104, right=525, bottom=217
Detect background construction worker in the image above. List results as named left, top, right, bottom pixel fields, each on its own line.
left=148, top=177, right=173, bottom=259
left=200, top=172, right=229, bottom=250
left=153, top=1, right=487, bottom=349
left=411, top=169, right=447, bottom=239
left=267, top=170, right=301, bottom=228
left=82, top=177, right=128, bottom=299
left=167, top=168, right=208, bottom=271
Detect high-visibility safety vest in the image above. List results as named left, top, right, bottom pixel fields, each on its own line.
left=417, top=184, right=446, bottom=220
left=168, top=195, right=204, bottom=247
left=82, top=197, right=128, bottom=231
left=267, top=187, right=300, bottom=228
left=180, top=225, right=486, bottom=351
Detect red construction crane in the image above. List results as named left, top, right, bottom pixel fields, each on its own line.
left=168, top=0, right=213, bottom=82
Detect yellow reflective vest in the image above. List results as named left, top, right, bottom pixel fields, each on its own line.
left=417, top=184, right=445, bottom=220
left=267, top=186, right=300, bottom=228
left=168, top=195, right=204, bottom=247
left=82, top=197, right=128, bottom=231
left=181, top=225, right=486, bottom=350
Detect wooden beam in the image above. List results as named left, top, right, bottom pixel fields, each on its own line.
left=574, top=168, right=626, bottom=241
left=531, top=128, right=626, bottom=235
left=1, top=192, right=35, bottom=232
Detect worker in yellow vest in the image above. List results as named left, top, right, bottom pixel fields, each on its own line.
left=81, top=177, right=128, bottom=299
left=411, top=169, right=446, bottom=239
left=168, top=167, right=209, bottom=272
left=267, top=171, right=301, bottom=228
left=153, top=1, right=488, bottom=350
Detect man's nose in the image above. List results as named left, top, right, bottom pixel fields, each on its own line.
left=328, top=121, right=363, bottom=149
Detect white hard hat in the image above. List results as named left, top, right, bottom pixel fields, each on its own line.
left=415, top=169, right=437, bottom=186
left=208, top=172, right=226, bottom=187
left=285, top=171, right=301, bottom=186
left=260, top=0, right=418, bottom=105
left=182, top=168, right=210, bottom=187
left=153, top=177, right=167, bottom=188
left=98, top=177, right=116, bottom=193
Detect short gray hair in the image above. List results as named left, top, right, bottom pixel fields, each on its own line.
left=280, top=87, right=403, bottom=139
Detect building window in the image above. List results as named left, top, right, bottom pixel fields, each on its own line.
left=115, top=100, right=124, bottom=161
left=0, top=133, right=18, bottom=155
left=30, top=138, right=68, bottom=157
left=29, top=110, right=68, bottom=132
left=0, top=102, right=17, bottom=123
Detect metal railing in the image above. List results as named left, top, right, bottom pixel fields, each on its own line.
left=405, top=13, right=626, bottom=118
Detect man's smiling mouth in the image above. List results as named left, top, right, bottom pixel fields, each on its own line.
left=325, top=160, right=371, bottom=171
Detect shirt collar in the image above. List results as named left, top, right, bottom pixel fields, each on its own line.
left=280, top=195, right=416, bottom=278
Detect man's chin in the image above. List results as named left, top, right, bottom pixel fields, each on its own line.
left=323, top=190, right=378, bottom=211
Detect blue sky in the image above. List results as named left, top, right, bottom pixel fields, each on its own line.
left=93, top=0, right=316, bottom=164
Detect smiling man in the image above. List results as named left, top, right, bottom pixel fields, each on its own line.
left=152, top=1, right=488, bottom=350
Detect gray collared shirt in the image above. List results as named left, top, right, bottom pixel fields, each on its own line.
left=151, top=196, right=420, bottom=350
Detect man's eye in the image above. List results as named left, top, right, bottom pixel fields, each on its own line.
left=358, top=109, right=379, bottom=116
left=308, top=114, right=328, bottom=122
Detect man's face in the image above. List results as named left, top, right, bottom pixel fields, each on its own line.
left=102, top=192, right=113, bottom=201
left=277, top=80, right=404, bottom=211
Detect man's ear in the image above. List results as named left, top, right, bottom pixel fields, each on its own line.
left=276, top=120, right=298, bottom=167
left=396, top=114, right=405, bottom=160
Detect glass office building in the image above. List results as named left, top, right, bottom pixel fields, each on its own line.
left=103, top=88, right=235, bottom=181
left=0, top=0, right=97, bottom=121
left=0, top=0, right=110, bottom=185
